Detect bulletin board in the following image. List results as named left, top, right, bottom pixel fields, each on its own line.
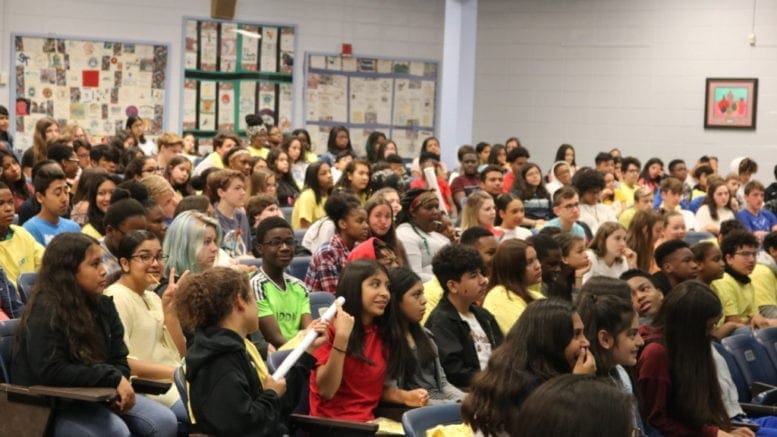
left=181, top=17, right=295, bottom=150
left=11, top=34, right=169, bottom=149
left=304, top=53, right=438, bottom=157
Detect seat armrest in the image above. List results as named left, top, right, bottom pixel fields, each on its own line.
left=289, top=413, right=378, bottom=434
left=27, top=385, right=117, bottom=402
left=374, top=402, right=411, bottom=422
left=741, top=402, right=777, bottom=417
left=750, top=381, right=777, bottom=397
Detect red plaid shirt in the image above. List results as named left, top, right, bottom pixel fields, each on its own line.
left=305, top=233, right=350, bottom=294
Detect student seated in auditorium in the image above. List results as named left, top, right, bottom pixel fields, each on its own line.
left=618, top=186, right=653, bottom=229
left=692, top=241, right=746, bottom=339
left=649, top=239, right=699, bottom=295
left=483, top=239, right=545, bottom=334
left=13, top=233, right=178, bottom=436
left=425, top=244, right=503, bottom=390
left=736, top=180, right=777, bottom=241
left=192, top=132, right=239, bottom=177
left=176, top=266, right=326, bottom=435
left=420, top=226, right=497, bottom=325
left=449, top=145, right=481, bottom=210
left=305, top=192, right=369, bottom=294
left=0, top=181, right=44, bottom=287
left=99, top=198, right=149, bottom=280
left=462, top=299, right=596, bottom=436
left=751, top=231, right=777, bottom=319
left=22, top=165, right=80, bottom=246
left=90, top=143, right=121, bottom=174
left=542, top=186, right=586, bottom=239
left=572, top=167, right=617, bottom=236
left=409, top=152, right=455, bottom=216
left=479, top=164, right=505, bottom=201
left=309, top=260, right=427, bottom=421
left=208, top=169, right=251, bottom=257
left=250, top=216, right=312, bottom=349
left=621, top=269, right=663, bottom=325
left=501, top=145, right=530, bottom=193
left=657, top=177, right=699, bottom=231
left=614, top=156, right=642, bottom=211
left=712, top=230, right=777, bottom=333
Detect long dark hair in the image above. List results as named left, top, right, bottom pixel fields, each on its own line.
left=576, top=277, right=636, bottom=376
left=0, top=149, right=31, bottom=200
left=701, top=178, right=734, bottom=222
left=335, top=159, right=371, bottom=197
left=116, top=230, right=159, bottom=266
left=514, top=162, right=550, bottom=199
left=554, top=143, right=576, bottom=166
left=639, top=157, right=664, bottom=185
left=267, top=147, right=299, bottom=191
left=126, top=115, right=146, bottom=144
left=336, top=260, right=390, bottom=363
left=489, top=239, right=535, bottom=304
left=384, top=267, right=435, bottom=384
left=86, top=173, right=121, bottom=235
left=165, top=155, right=194, bottom=197
left=651, top=280, right=730, bottom=431
left=17, top=233, right=106, bottom=364
left=326, top=125, right=352, bottom=155
left=463, top=299, right=576, bottom=435
left=302, top=161, right=332, bottom=205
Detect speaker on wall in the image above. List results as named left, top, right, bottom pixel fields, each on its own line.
left=211, top=0, right=237, bottom=19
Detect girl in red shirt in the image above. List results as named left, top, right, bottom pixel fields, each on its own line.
left=309, top=259, right=427, bottom=421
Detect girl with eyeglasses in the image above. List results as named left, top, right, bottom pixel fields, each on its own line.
left=104, top=230, right=189, bottom=425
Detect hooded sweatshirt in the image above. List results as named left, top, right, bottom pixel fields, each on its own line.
left=185, top=326, right=315, bottom=436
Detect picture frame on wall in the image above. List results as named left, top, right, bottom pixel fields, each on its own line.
left=704, top=78, right=758, bottom=129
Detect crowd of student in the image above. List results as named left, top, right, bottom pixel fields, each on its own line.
left=4, top=102, right=777, bottom=435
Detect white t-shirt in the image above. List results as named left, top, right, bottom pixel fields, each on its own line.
left=498, top=226, right=533, bottom=241
left=582, top=250, right=631, bottom=284
left=459, top=311, right=492, bottom=371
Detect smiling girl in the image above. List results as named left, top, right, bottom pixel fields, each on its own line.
left=496, top=193, right=532, bottom=241
left=461, top=190, right=501, bottom=237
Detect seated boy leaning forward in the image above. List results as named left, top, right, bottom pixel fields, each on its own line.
left=424, top=244, right=504, bottom=390
left=250, top=216, right=312, bottom=349
left=712, top=230, right=777, bottom=333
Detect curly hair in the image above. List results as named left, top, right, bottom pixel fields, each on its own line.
left=175, top=267, right=253, bottom=331
left=18, top=233, right=106, bottom=365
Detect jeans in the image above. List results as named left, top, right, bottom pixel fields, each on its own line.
left=53, top=395, right=178, bottom=437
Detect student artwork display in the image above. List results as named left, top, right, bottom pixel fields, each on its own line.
left=305, top=54, right=438, bottom=157
left=182, top=18, right=294, bottom=150
left=704, top=78, right=758, bottom=129
left=12, top=35, right=168, bottom=149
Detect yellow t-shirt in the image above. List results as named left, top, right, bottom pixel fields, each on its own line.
left=291, top=189, right=327, bottom=229
left=0, top=225, right=44, bottom=287
left=421, top=277, right=444, bottom=326
left=81, top=223, right=103, bottom=240
left=712, top=272, right=757, bottom=320
left=482, top=285, right=546, bottom=335
left=751, top=264, right=777, bottom=311
left=105, top=282, right=182, bottom=407
left=615, top=183, right=639, bottom=209
left=248, top=147, right=269, bottom=159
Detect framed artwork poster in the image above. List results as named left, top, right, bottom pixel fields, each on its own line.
left=704, top=78, right=758, bottom=129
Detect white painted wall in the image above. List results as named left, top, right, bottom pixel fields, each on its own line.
left=474, top=0, right=777, bottom=180
left=0, top=0, right=444, bottom=148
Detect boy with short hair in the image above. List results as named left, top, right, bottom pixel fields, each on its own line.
left=502, top=146, right=530, bottom=193
left=650, top=239, right=698, bottom=295
left=594, top=152, right=615, bottom=175
left=712, top=230, right=777, bottom=330
left=90, top=144, right=120, bottom=174
left=615, top=156, right=642, bottom=209
left=657, top=177, right=698, bottom=231
left=543, top=186, right=586, bottom=238
left=479, top=165, right=504, bottom=199
left=425, top=244, right=503, bottom=389
left=250, top=216, right=312, bottom=348
left=751, top=231, right=777, bottom=318
left=22, top=166, right=80, bottom=246
left=736, top=180, right=777, bottom=240
left=621, top=269, right=663, bottom=323
left=421, top=226, right=498, bottom=325
left=0, top=182, right=44, bottom=287
left=450, top=146, right=480, bottom=208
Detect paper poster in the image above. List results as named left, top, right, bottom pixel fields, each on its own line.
left=278, top=83, right=293, bottom=132
left=13, top=35, right=167, bottom=148
left=219, top=23, right=238, bottom=72
left=217, top=82, right=235, bottom=131
left=306, top=73, right=347, bottom=122
left=309, top=55, right=326, bottom=70
left=238, top=81, right=256, bottom=131
left=200, top=21, right=218, bottom=71
left=198, top=80, right=217, bottom=130
left=260, top=27, right=278, bottom=72
left=240, top=25, right=259, bottom=71
left=349, top=77, right=392, bottom=125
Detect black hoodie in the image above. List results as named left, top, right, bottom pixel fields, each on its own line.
left=185, top=326, right=315, bottom=436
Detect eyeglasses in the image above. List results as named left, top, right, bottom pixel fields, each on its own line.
left=131, top=252, right=166, bottom=264
left=261, top=238, right=295, bottom=248
left=735, top=251, right=757, bottom=258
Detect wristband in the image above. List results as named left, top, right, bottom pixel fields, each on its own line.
left=332, top=345, right=347, bottom=354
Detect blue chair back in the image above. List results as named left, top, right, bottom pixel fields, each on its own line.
left=286, top=256, right=312, bottom=281
left=294, top=229, right=306, bottom=244
left=309, top=291, right=335, bottom=318
left=722, top=333, right=777, bottom=387
left=754, top=327, right=777, bottom=373
left=173, top=363, right=189, bottom=419
left=266, top=350, right=292, bottom=374
left=16, top=272, right=37, bottom=304
left=237, top=257, right=263, bottom=268
left=0, top=319, right=19, bottom=383
left=281, top=207, right=294, bottom=223
left=401, top=404, right=462, bottom=437
left=713, top=341, right=751, bottom=402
